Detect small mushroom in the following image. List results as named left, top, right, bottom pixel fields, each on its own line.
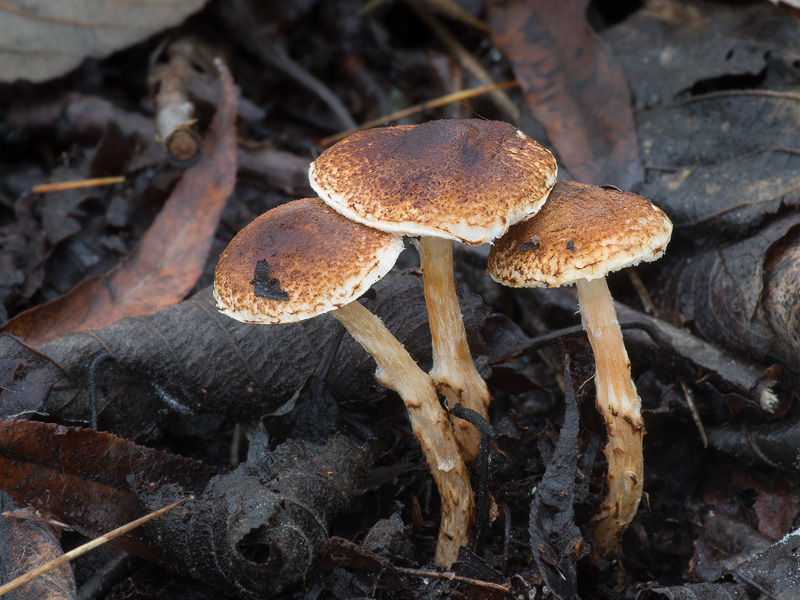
left=486, top=181, right=673, bottom=556
left=309, top=119, right=556, bottom=459
left=213, top=197, right=474, bottom=568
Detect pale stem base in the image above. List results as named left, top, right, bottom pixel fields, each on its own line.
left=333, top=300, right=475, bottom=567
left=419, top=236, right=491, bottom=460
left=576, top=277, right=645, bottom=557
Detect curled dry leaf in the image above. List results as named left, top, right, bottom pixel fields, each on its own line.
left=604, top=0, right=799, bottom=108
left=0, top=418, right=373, bottom=598
left=529, top=356, right=583, bottom=600
left=656, top=214, right=800, bottom=384
left=603, top=0, right=800, bottom=238
left=0, top=0, right=209, bottom=83
left=137, top=428, right=372, bottom=598
left=639, top=526, right=800, bottom=599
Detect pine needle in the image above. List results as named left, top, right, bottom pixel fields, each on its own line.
left=0, top=496, right=192, bottom=596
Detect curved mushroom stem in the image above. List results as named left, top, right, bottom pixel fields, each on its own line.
left=332, top=299, right=475, bottom=567
left=418, top=236, right=490, bottom=461
left=575, top=277, right=644, bottom=557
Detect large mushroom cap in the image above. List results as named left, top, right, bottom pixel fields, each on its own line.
left=309, top=119, right=557, bottom=246
left=487, top=181, right=673, bottom=288
left=214, top=197, right=404, bottom=324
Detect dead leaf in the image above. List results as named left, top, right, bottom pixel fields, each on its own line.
left=707, top=409, right=800, bottom=474
left=603, top=0, right=800, bottom=238
left=692, top=513, right=771, bottom=582
left=529, top=356, right=583, bottom=600
left=0, top=0, right=209, bottom=83
left=604, top=0, right=799, bottom=108
left=0, top=419, right=216, bottom=560
left=731, top=468, right=800, bottom=541
left=1, top=61, right=238, bottom=348
left=0, top=274, right=494, bottom=441
left=656, top=215, right=800, bottom=378
left=488, top=0, right=643, bottom=189
left=0, top=492, right=76, bottom=600
left=642, top=526, right=800, bottom=598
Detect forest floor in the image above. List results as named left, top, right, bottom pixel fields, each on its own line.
left=1, top=1, right=799, bottom=599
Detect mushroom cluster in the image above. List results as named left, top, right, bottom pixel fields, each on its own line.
left=214, top=119, right=673, bottom=568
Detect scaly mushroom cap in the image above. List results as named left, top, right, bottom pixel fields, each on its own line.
left=309, top=119, right=557, bottom=246
left=487, top=181, right=673, bottom=287
left=214, top=197, right=404, bottom=323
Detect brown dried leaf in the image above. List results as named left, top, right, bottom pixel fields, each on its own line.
left=0, top=492, right=76, bottom=600
left=0, top=0, right=209, bottom=83
left=488, top=0, right=643, bottom=188
left=0, top=419, right=217, bottom=560
left=731, top=468, right=800, bottom=541
left=1, top=61, right=238, bottom=348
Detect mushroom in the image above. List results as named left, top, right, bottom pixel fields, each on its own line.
left=213, top=197, right=474, bottom=568
left=309, top=119, right=556, bottom=459
left=486, top=181, right=673, bottom=556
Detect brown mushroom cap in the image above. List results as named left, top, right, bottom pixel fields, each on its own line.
left=309, top=119, right=557, bottom=246
left=214, top=197, right=404, bottom=323
left=487, top=181, right=673, bottom=287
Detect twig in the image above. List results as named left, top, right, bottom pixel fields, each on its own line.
left=671, top=89, right=800, bottom=107
left=319, top=80, right=518, bottom=146
left=32, top=177, right=125, bottom=194
left=329, top=536, right=511, bottom=594
left=0, top=497, right=192, bottom=597
left=680, top=380, right=708, bottom=448
left=227, top=0, right=356, bottom=131
left=509, top=318, right=671, bottom=355
left=626, top=268, right=658, bottom=317
left=517, top=288, right=782, bottom=412
left=392, top=565, right=511, bottom=594
left=408, top=1, right=519, bottom=122
left=418, top=0, right=488, bottom=32
left=148, top=38, right=204, bottom=167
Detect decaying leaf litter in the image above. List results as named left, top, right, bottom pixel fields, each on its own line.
left=1, top=0, right=800, bottom=598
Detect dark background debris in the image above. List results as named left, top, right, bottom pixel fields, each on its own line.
left=1, top=0, right=800, bottom=598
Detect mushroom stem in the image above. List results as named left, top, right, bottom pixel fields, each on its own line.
left=575, top=277, right=644, bottom=556
left=418, top=236, right=490, bottom=461
left=332, top=299, right=475, bottom=567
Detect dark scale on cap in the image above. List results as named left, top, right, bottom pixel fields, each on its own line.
left=519, top=236, right=541, bottom=252
left=250, top=259, right=289, bottom=301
